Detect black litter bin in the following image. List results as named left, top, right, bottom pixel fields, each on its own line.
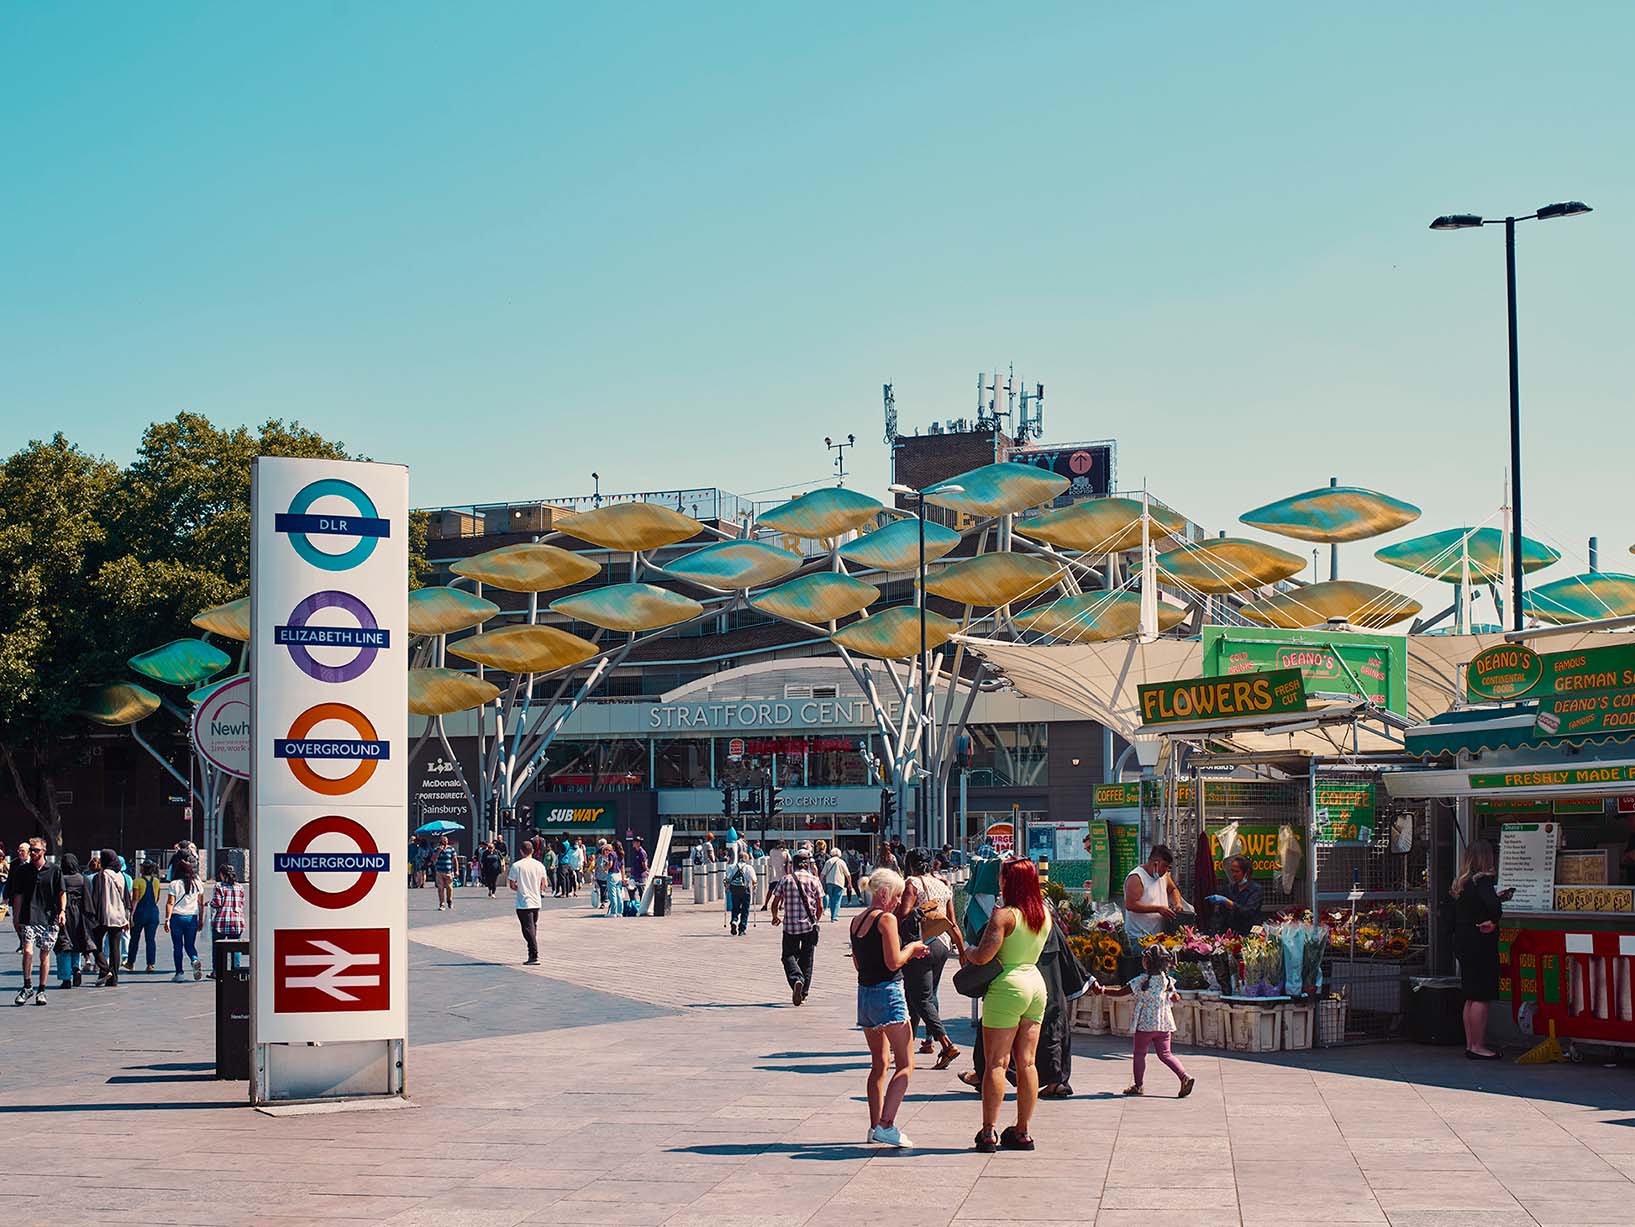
left=652, top=875, right=671, bottom=917
left=1406, top=976, right=1465, bottom=1045
left=215, top=939, right=251, bottom=1079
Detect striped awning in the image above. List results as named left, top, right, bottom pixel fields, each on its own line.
left=1405, top=703, right=1635, bottom=757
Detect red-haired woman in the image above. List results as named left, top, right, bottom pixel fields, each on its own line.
left=958, top=857, right=1050, bottom=1152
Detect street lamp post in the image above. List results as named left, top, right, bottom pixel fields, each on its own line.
left=888, top=481, right=963, bottom=847
left=1430, top=200, right=1591, bottom=630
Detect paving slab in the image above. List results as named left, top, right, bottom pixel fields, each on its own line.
left=5, top=885, right=1635, bottom=1226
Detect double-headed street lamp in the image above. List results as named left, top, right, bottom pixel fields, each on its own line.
left=1429, top=200, right=1592, bottom=631
left=888, top=481, right=962, bottom=847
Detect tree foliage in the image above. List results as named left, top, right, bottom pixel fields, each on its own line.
left=0, top=413, right=430, bottom=845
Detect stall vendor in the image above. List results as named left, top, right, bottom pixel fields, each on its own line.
left=1216, top=855, right=1263, bottom=937
left=1123, top=844, right=1191, bottom=939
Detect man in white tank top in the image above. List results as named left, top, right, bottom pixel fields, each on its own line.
left=1122, top=844, right=1187, bottom=940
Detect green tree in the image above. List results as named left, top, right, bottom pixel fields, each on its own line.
left=0, top=414, right=429, bottom=847
left=0, top=435, right=122, bottom=847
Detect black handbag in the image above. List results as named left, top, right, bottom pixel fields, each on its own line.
left=953, top=956, right=1003, bottom=998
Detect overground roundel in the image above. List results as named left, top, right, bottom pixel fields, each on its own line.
left=274, top=478, right=391, bottom=572
left=275, top=702, right=388, bottom=796
left=276, top=591, right=388, bottom=683
left=274, top=814, right=389, bottom=909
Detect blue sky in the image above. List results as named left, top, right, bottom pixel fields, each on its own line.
left=3, top=3, right=1628, bottom=605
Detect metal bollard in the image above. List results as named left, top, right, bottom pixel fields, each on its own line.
left=706, top=861, right=719, bottom=902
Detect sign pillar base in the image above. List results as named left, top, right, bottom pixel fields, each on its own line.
left=253, top=1038, right=405, bottom=1106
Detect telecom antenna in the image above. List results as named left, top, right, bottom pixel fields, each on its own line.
left=881, top=384, right=897, bottom=444
left=1017, top=381, right=1045, bottom=443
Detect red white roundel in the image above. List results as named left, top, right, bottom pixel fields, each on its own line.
left=273, top=815, right=389, bottom=909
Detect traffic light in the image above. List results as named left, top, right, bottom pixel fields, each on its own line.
left=721, top=787, right=737, bottom=819
left=767, top=787, right=783, bottom=825
left=878, top=788, right=895, bottom=834
left=747, top=788, right=762, bottom=813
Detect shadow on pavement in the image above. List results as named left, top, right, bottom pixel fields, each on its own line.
left=669, top=1142, right=969, bottom=1160
left=120, top=1061, right=213, bottom=1072
left=0, top=1101, right=241, bottom=1113
left=755, top=1062, right=871, bottom=1074
left=105, top=1073, right=219, bottom=1084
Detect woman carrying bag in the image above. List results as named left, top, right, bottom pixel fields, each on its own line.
left=898, top=848, right=963, bottom=1069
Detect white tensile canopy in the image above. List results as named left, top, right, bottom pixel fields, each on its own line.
left=956, top=630, right=1629, bottom=760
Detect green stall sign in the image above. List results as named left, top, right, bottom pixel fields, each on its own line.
left=1467, top=643, right=1543, bottom=701
left=1138, top=668, right=1307, bottom=727
left=1202, top=626, right=1407, bottom=714
left=1471, top=765, right=1635, bottom=790
left=1315, top=780, right=1376, bottom=844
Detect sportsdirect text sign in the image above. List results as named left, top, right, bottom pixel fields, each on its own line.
left=251, top=458, right=408, bottom=1057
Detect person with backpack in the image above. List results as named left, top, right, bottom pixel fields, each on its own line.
left=725, top=849, right=756, bottom=936
left=162, top=857, right=206, bottom=982
left=124, top=861, right=163, bottom=974
left=53, top=854, right=95, bottom=989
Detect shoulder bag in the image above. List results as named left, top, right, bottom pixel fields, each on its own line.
left=953, top=954, right=1003, bottom=998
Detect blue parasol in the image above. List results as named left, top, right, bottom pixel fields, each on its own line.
left=414, top=820, right=466, bottom=835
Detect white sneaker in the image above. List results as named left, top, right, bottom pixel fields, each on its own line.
left=870, top=1124, right=911, bottom=1148
left=172, top=972, right=186, bottom=982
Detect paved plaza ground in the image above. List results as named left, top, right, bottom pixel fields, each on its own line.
left=3, top=885, right=1634, bottom=1226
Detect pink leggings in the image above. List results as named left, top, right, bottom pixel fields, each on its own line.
left=1133, top=1030, right=1188, bottom=1085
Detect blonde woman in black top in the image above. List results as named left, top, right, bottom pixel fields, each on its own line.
left=1450, top=838, right=1513, bottom=1060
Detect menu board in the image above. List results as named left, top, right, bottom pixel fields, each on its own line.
left=1083, top=821, right=1111, bottom=899
left=1108, top=820, right=1140, bottom=898
left=1498, top=823, right=1558, bottom=911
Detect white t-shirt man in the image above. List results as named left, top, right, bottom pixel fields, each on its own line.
left=766, top=846, right=791, bottom=884
left=508, top=854, right=548, bottom=910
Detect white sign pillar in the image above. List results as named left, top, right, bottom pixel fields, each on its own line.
left=250, top=457, right=409, bottom=1105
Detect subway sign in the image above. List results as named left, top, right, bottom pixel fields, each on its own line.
left=539, top=805, right=613, bottom=826
left=1138, top=668, right=1307, bottom=728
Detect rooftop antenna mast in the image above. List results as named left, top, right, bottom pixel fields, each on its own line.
left=882, top=384, right=897, bottom=444
left=1017, top=380, right=1045, bottom=444
left=824, top=434, right=856, bottom=486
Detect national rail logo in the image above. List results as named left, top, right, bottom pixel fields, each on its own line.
left=274, top=478, right=391, bottom=572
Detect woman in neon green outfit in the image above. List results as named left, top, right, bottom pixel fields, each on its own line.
left=958, top=857, right=1051, bottom=1152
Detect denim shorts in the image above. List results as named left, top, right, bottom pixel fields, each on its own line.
left=856, top=979, right=909, bottom=1029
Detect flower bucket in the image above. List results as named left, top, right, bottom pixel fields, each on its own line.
left=1228, top=1003, right=1279, bottom=1053
left=1281, top=1003, right=1315, bottom=1050
left=1108, top=993, right=1137, bottom=1037
left=1316, top=999, right=1350, bottom=1047
left=1073, top=993, right=1108, bottom=1035
left=1194, top=999, right=1227, bottom=1048
left=1171, top=999, right=1197, bottom=1045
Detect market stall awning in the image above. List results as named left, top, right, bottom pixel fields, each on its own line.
left=1405, top=703, right=1635, bottom=757
left=959, top=636, right=1405, bottom=756
left=1384, top=757, right=1635, bottom=799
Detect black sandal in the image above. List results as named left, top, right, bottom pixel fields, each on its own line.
left=1038, top=1083, right=1072, bottom=1099
left=974, top=1128, right=998, bottom=1153
left=999, top=1125, right=1035, bottom=1151
left=958, top=1071, right=981, bottom=1090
